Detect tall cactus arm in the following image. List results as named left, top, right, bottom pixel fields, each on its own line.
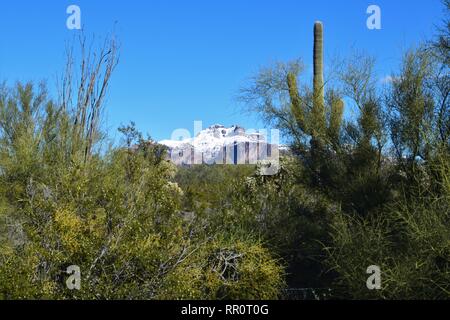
left=287, top=73, right=305, bottom=131
left=328, top=98, right=345, bottom=144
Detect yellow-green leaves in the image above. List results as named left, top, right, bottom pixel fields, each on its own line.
left=287, top=73, right=305, bottom=131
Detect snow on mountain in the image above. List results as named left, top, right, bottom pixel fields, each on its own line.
left=159, top=124, right=280, bottom=166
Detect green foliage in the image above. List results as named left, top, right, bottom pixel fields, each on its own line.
left=158, top=236, right=285, bottom=300
left=237, top=10, right=449, bottom=299
left=175, top=164, right=255, bottom=212
left=0, top=80, right=284, bottom=299
left=388, top=50, right=436, bottom=164
left=327, top=94, right=344, bottom=145
left=1, top=4, right=449, bottom=300
left=287, top=73, right=305, bottom=131
left=326, top=155, right=450, bottom=299
left=187, top=158, right=337, bottom=290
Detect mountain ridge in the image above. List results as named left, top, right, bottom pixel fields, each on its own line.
left=159, top=124, right=282, bottom=166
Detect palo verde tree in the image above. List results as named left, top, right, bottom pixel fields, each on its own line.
left=325, top=1, right=450, bottom=298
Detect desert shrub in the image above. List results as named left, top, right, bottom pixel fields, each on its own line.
left=175, top=164, right=255, bottom=212
left=326, top=154, right=450, bottom=299
left=0, top=78, right=285, bottom=299
left=189, top=158, right=337, bottom=290
left=157, top=236, right=285, bottom=300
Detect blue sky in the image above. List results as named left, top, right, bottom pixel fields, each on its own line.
left=0, top=0, right=445, bottom=141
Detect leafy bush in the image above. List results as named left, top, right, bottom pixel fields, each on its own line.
left=0, top=77, right=285, bottom=299
left=326, top=156, right=450, bottom=299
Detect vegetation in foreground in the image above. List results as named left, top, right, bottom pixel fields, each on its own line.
left=0, top=1, right=448, bottom=300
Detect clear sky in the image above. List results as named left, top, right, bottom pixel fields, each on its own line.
left=0, top=0, right=445, bottom=141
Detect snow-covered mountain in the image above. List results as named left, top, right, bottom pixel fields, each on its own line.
left=159, top=124, right=281, bottom=166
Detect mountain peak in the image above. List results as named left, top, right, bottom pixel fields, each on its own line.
left=159, top=125, right=278, bottom=165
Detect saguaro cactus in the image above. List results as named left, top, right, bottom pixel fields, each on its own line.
left=312, top=21, right=326, bottom=137
left=287, top=21, right=344, bottom=144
